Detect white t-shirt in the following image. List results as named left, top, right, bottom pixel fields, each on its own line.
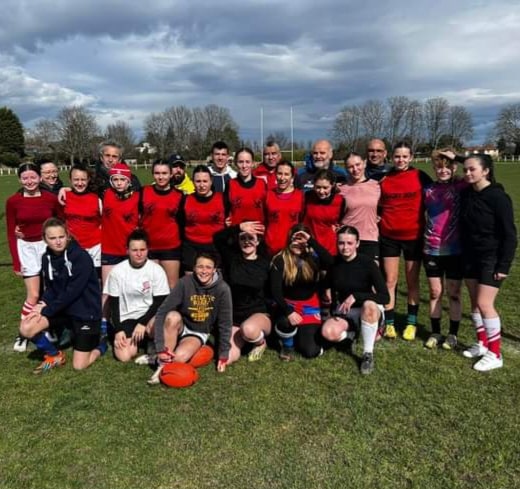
left=104, top=259, right=170, bottom=322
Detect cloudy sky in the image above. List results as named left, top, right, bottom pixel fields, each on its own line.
left=2, top=0, right=519, bottom=145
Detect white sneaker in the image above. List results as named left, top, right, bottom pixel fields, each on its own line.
left=147, top=365, right=163, bottom=385
left=135, top=354, right=156, bottom=365
left=13, top=336, right=28, bottom=353
left=462, top=342, right=488, bottom=359
left=473, top=351, right=503, bottom=372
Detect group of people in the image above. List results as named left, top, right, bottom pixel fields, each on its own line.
left=5, top=136, right=517, bottom=380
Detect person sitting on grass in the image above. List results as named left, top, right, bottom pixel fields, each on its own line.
left=321, top=225, right=389, bottom=375
left=148, top=253, right=233, bottom=384
left=103, top=229, right=170, bottom=363
left=19, top=218, right=106, bottom=374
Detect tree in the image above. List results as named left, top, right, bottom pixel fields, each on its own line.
left=386, top=96, right=410, bottom=146
left=494, top=103, right=520, bottom=154
left=265, top=131, right=290, bottom=150
left=55, top=106, right=99, bottom=165
left=359, top=100, right=386, bottom=138
left=424, top=97, right=449, bottom=149
left=105, top=121, right=136, bottom=158
left=331, top=105, right=362, bottom=151
left=404, top=100, right=424, bottom=152
left=447, top=105, right=474, bottom=148
left=25, top=119, right=59, bottom=159
left=144, top=112, right=175, bottom=159
left=0, top=107, right=24, bottom=157
left=164, top=105, right=193, bottom=154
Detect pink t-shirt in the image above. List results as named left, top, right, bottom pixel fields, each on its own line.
left=339, top=179, right=380, bottom=242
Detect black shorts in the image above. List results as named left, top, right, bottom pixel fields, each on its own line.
left=148, top=247, right=182, bottom=261
left=380, top=236, right=423, bottom=261
left=233, top=309, right=269, bottom=326
left=48, top=316, right=101, bottom=352
left=101, top=253, right=127, bottom=266
left=358, top=240, right=380, bottom=261
left=423, top=255, right=463, bottom=280
left=182, top=241, right=220, bottom=272
left=463, top=255, right=503, bottom=288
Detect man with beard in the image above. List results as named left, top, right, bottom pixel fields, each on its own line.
left=169, top=153, right=195, bottom=194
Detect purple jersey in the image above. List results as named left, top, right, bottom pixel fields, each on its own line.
left=423, top=179, right=467, bottom=256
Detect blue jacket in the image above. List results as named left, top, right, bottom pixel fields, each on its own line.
left=296, top=153, right=348, bottom=191
left=41, top=240, right=102, bottom=321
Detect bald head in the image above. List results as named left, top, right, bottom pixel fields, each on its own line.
left=312, top=139, right=333, bottom=169
left=367, top=139, right=387, bottom=167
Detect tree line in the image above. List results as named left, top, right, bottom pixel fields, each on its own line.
left=2, top=99, right=520, bottom=168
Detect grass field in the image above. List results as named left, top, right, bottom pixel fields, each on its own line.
left=1, top=163, right=519, bottom=489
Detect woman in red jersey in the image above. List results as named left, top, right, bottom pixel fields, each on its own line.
left=303, top=169, right=345, bottom=256
left=62, top=165, right=102, bottom=271
left=226, top=147, right=267, bottom=226
left=264, top=160, right=304, bottom=256
left=379, top=141, right=432, bottom=341
left=181, top=165, right=227, bottom=273
left=101, top=163, right=140, bottom=285
left=140, top=159, right=184, bottom=288
left=5, top=163, right=61, bottom=352
left=339, top=152, right=381, bottom=261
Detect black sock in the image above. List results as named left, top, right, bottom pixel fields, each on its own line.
left=449, top=320, right=460, bottom=336
left=430, top=317, right=441, bottom=335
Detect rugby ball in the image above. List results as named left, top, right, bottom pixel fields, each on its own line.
left=160, top=362, right=199, bottom=388
left=188, top=345, right=214, bottom=368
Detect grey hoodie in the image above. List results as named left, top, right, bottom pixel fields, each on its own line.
left=154, top=271, right=232, bottom=359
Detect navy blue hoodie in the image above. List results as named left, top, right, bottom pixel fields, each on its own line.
left=41, top=240, right=102, bottom=321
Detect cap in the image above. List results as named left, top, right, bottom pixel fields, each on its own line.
left=168, top=153, right=186, bottom=168
left=109, top=162, right=131, bottom=179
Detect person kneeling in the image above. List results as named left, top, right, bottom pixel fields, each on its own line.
left=148, top=253, right=232, bottom=384
left=104, top=229, right=170, bottom=362
left=321, top=226, right=389, bottom=375
left=20, top=218, right=105, bottom=373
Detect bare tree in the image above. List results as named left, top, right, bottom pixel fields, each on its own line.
left=265, top=131, right=290, bottom=150
left=494, top=103, right=520, bottom=153
left=55, top=106, right=99, bottom=165
left=404, top=100, right=424, bottom=152
left=359, top=99, right=386, bottom=138
left=386, top=96, right=410, bottom=146
left=424, top=97, right=449, bottom=149
left=331, top=105, right=362, bottom=151
left=105, top=121, right=136, bottom=158
left=26, top=119, right=59, bottom=157
left=447, top=105, right=474, bottom=147
left=164, top=105, right=193, bottom=153
left=144, top=112, right=175, bottom=159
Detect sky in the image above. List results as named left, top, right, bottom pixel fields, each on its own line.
left=2, top=0, right=520, bottom=146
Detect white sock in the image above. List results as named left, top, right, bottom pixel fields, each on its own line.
left=361, top=320, right=378, bottom=354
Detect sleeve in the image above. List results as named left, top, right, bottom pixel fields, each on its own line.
left=352, top=261, right=390, bottom=306
left=109, top=296, right=123, bottom=333
left=41, top=252, right=97, bottom=318
left=5, top=195, right=21, bottom=273
left=213, top=225, right=239, bottom=270
left=153, top=281, right=184, bottom=352
left=308, top=237, right=334, bottom=268
left=216, top=285, right=233, bottom=360
left=419, top=170, right=433, bottom=187
left=338, top=195, right=347, bottom=222
left=103, top=267, right=121, bottom=296
left=136, top=265, right=170, bottom=325
left=495, top=193, right=517, bottom=275
left=269, top=256, right=292, bottom=316
left=137, top=295, right=168, bottom=326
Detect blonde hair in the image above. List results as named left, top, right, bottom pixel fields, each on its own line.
left=431, top=147, right=457, bottom=168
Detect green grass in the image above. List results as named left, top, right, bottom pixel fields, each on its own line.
left=1, top=164, right=519, bottom=489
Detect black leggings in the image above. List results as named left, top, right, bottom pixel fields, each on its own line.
left=276, top=316, right=322, bottom=358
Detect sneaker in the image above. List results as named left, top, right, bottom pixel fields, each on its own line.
left=462, top=342, right=488, bottom=359
left=384, top=325, right=397, bottom=339
left=473, top=351, right=503, bottom=372
left=147, top=365, right=164, bottom=385
left=402, top=324, right=417, bottom=341
left=33, top=351, right=66, bottom=374
left=442, top=334, right=458, bottom=351
left=360, top=352, right=374, bottom=375
left=13, top=335, right=28, bottom=353
left=135, top=354, right=156, bottom=365
left=248, top=340, right=267, bottom=362
left=425, top=333, right=442, bottom=349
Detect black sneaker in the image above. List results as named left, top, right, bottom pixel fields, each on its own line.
left=360, top=352, right=374, bottom=375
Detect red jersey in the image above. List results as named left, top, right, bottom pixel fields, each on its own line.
left=5, top=190, right=61, bottom=272
left=227, top=176, right=267, bottom=225
left=102, top=189, right=140, bottom=256
left=141, top=185, right=183, bottom=250
left=264, top=189, right=304, bottom=256
left=254, top=164, right=278, bottom=190
left=303, top=192, right=345, bottom=255
left=184, top=192, right=226, bottom=245
left=379, top=167, right=430, bottom=240
left=63, top=191, right=102, bottom=248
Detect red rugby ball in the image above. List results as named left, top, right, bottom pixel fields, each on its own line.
left=160, top=362, right=200, bottom=388
left=188, top=345, right=214, bottom=368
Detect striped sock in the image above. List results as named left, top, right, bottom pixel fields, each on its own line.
left=483, top=317, right=501, bottom=358
left=21, top=301, right=36, bottom=320
left=471, top=312, right=487, bottom=346
left=407, top=304, right=419, bottom=326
